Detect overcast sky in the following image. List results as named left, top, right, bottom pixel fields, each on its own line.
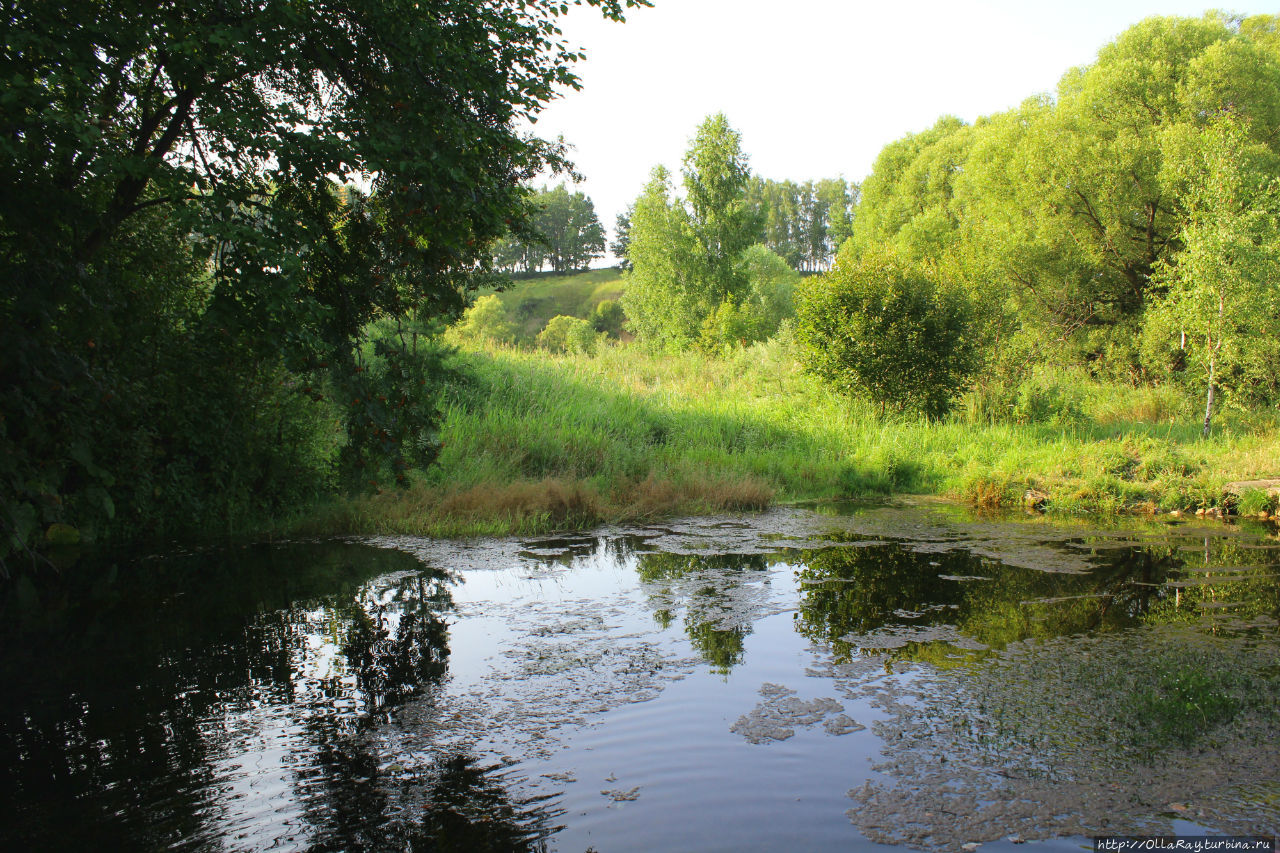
left=526, top=1, right=1272, bottom=257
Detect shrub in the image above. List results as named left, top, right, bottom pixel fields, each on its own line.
left=537, top=315, right=600, bottom=355
left=589, top=299, right=626, bottom=337
left=451, top=294, right=516, bottom=344
left=794, top=247, right=977, bottom=419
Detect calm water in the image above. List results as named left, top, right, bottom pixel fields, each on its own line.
left=2, top=503, right=1278, bottom=851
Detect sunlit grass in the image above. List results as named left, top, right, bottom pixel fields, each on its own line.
left=292, top=337, right=1279, bottom=538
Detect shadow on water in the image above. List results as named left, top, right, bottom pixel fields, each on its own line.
left=0, top=542, right=557, bottom=852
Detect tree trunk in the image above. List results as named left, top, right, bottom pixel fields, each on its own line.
left=1202, top=295, right=1224, bottom=439
left=1202, top=352, right=1216, bottom=439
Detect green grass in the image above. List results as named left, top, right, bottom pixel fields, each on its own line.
left=294, top=335, right=1280, bottom=538
left=491, top=267, right=625, bottom=341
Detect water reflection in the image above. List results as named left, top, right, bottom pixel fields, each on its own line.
left=0, top=542, right=556, bottom=851
left=0, top=510, right=1277, bottom=850
left=635, top=552, right=772, bottom=673
left=792, top=532, right=1278, bottom=666
left=305, top=751, right=559, bottom=853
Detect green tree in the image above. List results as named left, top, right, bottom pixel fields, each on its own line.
left=495, top=184, right=606, bottom=273
left=0, top=0, right=648, bottom=566
left=683, top=114, right=759, bottom=291
left=697, top=244, right=797, bottom=351
left=548, top=184, right=607, bottom=272
left=844, top=14, right=1280, bottom=382
left=816, top=178, right=857, bottom=267
left=962, top=15, right=1280, bottom=372
left=851, top=116, right=972, bottom=263
left=795, top=248, right=978, bottom=419
left=746, top=177, right=802, bottom=267
left=747, top=176, right=856, bottom=271
left=1147, top=116, right=1280, bottom=436
left=623, top=114, right=761, bottom=349
left=620, top=165, right=705, bottom=347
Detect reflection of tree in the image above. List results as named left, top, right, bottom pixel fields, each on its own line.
left=795, top=545, right=974, bottom=647
left=405, top=754, right=559, bottom=852
left=959, top=546, right=1169, bottom=647
left=305, top=744, right=560, bottom=853
left=794, top=541, right=1187, bottom=663
left=1137, top=535, right=1280, bottom=629
left=635, top=552, right=770, bottom=673
left=342, top=574, right=452, bottom=711
left=686, top=620, right=746, bottom=674
left=634, top=552, right=769, bottom=582
left=0, top=542, right=455, bottom=850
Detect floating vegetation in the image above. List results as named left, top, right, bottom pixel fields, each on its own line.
left=730, top=683, right=851, bottom=744
left=843, top=625, right=1280, bottom=849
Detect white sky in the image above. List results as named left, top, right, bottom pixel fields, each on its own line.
left=528, top=0, right=1274, bottom=256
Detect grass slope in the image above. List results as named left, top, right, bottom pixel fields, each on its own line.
left=298, top=338, right=1280, bottom=538
left=494, top=267, right=625, bottom=340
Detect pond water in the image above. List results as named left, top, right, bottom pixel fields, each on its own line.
left=2, top=503, right=1279, bottom=851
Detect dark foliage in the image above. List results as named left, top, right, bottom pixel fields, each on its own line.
left=0, top=0, right=648, bottom=570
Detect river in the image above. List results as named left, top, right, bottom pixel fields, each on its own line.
left=2, top=502, right=1277, bottom=851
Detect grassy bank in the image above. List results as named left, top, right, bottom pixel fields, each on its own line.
left=293, top=337, right=1280, bottom=538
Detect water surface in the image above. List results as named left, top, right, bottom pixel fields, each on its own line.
left=3, top=503, right=1278, bottom=850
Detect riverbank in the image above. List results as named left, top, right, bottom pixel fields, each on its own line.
left=286, top=341, right=1280, bottom=539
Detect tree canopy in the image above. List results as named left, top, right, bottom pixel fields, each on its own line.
left=0, top=0, right=648, bottom=567
left=841, top=12, right=1280, bottom=414
left=492, top=183, right=607, bottom=274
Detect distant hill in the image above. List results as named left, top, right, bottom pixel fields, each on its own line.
left=494, top=267, right=626, bottom=341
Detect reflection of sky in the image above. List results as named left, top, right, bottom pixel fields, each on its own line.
left=302, top=607, right=342, bottom=684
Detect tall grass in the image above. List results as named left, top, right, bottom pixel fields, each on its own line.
left=298, top=338, right=1279, bottom=537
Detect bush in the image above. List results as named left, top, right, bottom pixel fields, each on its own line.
left=537, top=315, right=601, bottom=355
left=794, top=248, right=977, bottom=419
left=451, top=294, right=516, bottom=344
left=589, top=299, right=626, bottom=338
